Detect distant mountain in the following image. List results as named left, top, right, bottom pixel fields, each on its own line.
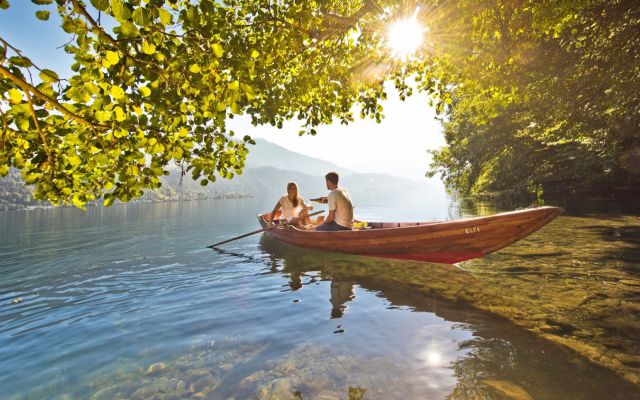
left=245, top=138, right=354, bottom=176
left=0, top=138, right=426, bottom=210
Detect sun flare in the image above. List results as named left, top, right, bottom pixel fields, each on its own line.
left=387, top=19, right=425, bottom=58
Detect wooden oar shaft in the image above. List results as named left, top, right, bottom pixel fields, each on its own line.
left=208, top=210, right=323, bottom=248
left=208, top=228, right=267, bottom=248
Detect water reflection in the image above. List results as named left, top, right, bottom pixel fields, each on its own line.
left=330, top=280, right=354, bottom=319
left=254, top=245, right=356, bottom=319
left=257, top=235, right=640, bottom=399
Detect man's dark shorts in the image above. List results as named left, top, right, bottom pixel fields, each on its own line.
left=315, top=221, right=351, bottom=231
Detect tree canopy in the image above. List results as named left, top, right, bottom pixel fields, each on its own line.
left=1, top=0, right=638, bottom=206
left=425, top=0, right=640, bottom=195
left=1, top=0, right=421, bottom=207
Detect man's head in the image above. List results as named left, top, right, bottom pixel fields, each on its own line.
left=325, top=172, right=339, bottom=190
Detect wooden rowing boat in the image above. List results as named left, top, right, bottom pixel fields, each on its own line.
left=257, top=206, right=563, bottom=264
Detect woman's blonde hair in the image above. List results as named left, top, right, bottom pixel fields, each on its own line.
left=286, top=181, right=301, bottom=207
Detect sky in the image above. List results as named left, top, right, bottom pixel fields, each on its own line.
left=1, top=2, right=447, bottom=181
left=229, top=88, right=446, bottom=180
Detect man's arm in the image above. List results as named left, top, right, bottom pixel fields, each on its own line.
left=324, top=192, right=337, bottom=223
left=325, top=209, right=336, bottom=223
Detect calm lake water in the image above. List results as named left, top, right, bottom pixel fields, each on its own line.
left=1, top=187, right=639, bottom=399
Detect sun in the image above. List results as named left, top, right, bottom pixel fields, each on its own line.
left=387, top=18, right=425, bottom=58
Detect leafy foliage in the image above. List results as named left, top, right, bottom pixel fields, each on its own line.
left=426, top=0, right=640, bottom=195
left=1, top=0, right=418, bottom=207
left=2, top=0, right=638, bottom=206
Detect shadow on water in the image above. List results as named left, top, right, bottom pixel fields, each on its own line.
left=581, top=224, right=640, bottom=268
left=256, top=235, right=640, bottom=399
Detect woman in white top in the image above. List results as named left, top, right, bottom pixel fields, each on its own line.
left=268, top=182, right=312, bottom=226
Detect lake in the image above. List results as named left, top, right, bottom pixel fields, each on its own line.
left=1, top=187, right=639, bottom=399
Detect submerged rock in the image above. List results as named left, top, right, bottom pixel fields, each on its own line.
left=482, top=379, right=534, bottom=400
left=145, top=362, right=168, bottom=375
left=256, top=379, right=297, bottom=400
left=175, top=380, right=186, bottom=396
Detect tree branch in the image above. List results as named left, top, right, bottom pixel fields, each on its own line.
left=322, top=0, right=382, bottom=26
left=314, top=0, right=382, bottom=41
left=24, top=89, right=52, bottom=166
left=0, top=64, right=108, bottom=130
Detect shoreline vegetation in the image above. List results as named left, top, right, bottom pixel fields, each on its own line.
left=0, top=193, right=252, bottom=212
left=0, top=168, right=251, bottom=211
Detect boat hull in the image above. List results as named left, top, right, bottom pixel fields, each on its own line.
left=257, top=206, right=563, bottom=264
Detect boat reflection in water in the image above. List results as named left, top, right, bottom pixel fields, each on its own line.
left=257, top=235, right=639, bottom=400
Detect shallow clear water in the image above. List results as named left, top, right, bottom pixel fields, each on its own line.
left=0, top=190, right=638, bottom=399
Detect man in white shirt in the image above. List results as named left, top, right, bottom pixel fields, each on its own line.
left=315, top=172, right=353, bottom=231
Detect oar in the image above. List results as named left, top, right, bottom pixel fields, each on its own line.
left=207, top=210, right=324, bottom=248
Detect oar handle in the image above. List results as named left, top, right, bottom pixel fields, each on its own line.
left=207, top=210, right=324, bottom=248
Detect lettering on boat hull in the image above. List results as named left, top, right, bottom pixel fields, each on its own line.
left=465, top=226, right=480, bottom=234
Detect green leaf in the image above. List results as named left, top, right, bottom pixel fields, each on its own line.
left=94, top=153, right=109, bottom=164
left=31, top=0, right=53, bottom=4
left=67, top=86, right=91, bottom=102
left=118, top=21, right=139, bottom=38
left=110, top=85, right=125, bottom=99
left=189, top=64, right=201, bottom=73
left=104, top=50, right=119, bottom=66
left=8, top=88, right=22, bottom=104
left=39, top=69, right=59, bottom=82
left=139, top=86, right=151, bottom=97
left=90, top=0, right=109, bottom=12
left=67, top=154, right=81, bottom=166
left=72, top=195, right=86, bottom=209
left=200, top=179, right=208, bottom=186
left=0, top=0, right=8, bottom=9
left=104, top=196, right=115, bottom=206
left=141, top=41, right=156, bottom=55
left=18, top=118, right=30, bottom=131
left=95, top=110, right=111, bottom=122
left=212, top=44, right=224, bottom=58
left=35, top=10, right=50, bottom=20
left=158, top=8, right=172, bottom=25
left=114, top=128, right=128, bottom=138
left=110, top=0, right=131, bottom=22
left=114, top=106, right=126, bottom=122
left=242, top=84, right=256, bottom=99
left=9, top=56, right=32, bottom=67
left=132, top=7, right=150, bottom=26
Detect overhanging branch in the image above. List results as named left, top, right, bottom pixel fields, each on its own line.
left=0, top=64, right=108, bottom=130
